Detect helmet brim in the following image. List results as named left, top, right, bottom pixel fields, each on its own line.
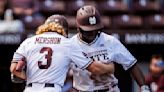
left=79, top=23, right=104, bottom=31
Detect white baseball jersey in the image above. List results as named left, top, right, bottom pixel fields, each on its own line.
left=12, top=32, right=93, bottom=91
left=70, top=32, right=137, bottom=91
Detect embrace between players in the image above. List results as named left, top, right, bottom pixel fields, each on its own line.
left=10, top=5, right=150, bottom=92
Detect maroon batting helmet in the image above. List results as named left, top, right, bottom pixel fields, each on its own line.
left=76, top=5, right=104, bottom=31
left=45, top=14, right=68, bottom=34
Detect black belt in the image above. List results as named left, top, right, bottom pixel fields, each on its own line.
left=111, top=83, right=117, bottom=88
left=93, top=88, right=109, bottom=92
left=27, top=83, right=54, bottom=87
left=93, top=83, right=117, bottom=92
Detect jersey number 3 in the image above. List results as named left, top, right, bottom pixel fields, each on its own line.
left=38, top=47, right=53, bottom=69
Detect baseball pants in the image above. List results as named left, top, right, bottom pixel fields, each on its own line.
left=24, top=83, right=62, bottom=92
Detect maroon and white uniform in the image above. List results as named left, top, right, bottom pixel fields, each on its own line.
left=12, top=32, right=93, bottom=92
left=71, top=32, right=137, bottom=92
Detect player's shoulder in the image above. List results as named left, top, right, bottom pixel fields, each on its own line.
left=69, top=34, right=79, bottom=45
left=70, top=34, right=78, bottom=40
left=100, top=32, right=118, bottom=42
left=21, top=34, right=45, bottom=44
left=69, top=34, right=81, bottom=48
left=21, top=36, right=34, bottom=45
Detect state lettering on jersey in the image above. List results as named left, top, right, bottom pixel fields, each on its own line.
left=82, top=49, right=109, bottom=62
left=35, top=37, right=61, bottom=44
left=80, top=48, right=114, bottom=87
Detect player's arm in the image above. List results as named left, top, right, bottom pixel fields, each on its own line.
left=70, top=55, right=114, bottom=75
left=111, top=37, right=150, bottom=92
left=86, top=62, right=114, bottom=75
left=70, top=41, right=114, bottom=75
left=128, top=63, right=145, bottom=86
left=10, top=60, right=26, bottom=80
left=128, top=63, right=150, bottom=92
left=10, top=38, right=29, bottom=80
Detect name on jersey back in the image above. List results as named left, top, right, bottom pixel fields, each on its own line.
left=35, top=37, right=61, bottom=44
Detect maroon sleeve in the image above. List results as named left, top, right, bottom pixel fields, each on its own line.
left=145, top=74, right=153, bottom=85
left=157, top=75, right=164, bottom=92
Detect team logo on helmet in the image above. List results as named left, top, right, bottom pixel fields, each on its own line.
left=54, top=19, right=59, bottom=22
left=89, top=16, right=96, bottom=25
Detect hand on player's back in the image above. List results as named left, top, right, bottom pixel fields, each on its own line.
left=16, top=61, right=26, bottom=71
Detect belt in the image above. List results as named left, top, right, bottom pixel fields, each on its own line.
left=93, top=88, right=109, bottom=92
left=93, top=83, right=117, bottom=92
left=111, top=83, right=117, bottom=88
left=27, top=83, right=54, bottom=87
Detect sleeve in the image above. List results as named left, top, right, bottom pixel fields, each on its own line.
left=157, top=75, right=164, bottom=91
left=68, top=39, right=93, bottom=70
left=111, top=37, right=137, bottom=70
left=12, top=39, right=28, bottom=62
left=145, top=74, right=152, bottom=85
left=70, top=50, right=93, bottom=70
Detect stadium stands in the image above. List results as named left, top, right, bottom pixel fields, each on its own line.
left=66, top=16, right=76, bottom=29
left=20, top=13, right=45, bottom=30
left=39, top=0, right=66, bottom=17
left=130, top=0, right=160, bottom=14
left=0, top=0, right=162, bottom=32
left=9, top=0, right=39, bottom=19
left=66, top=0, right=97, bottom=15
left=101, top=16, right=112, bottom=29
left=112, top=14, right=143, bottom=29
left=99, top=0, right=129, bottom=14
left=0, top=0, right=6, bottom=18
left=144, top=14, right=164, bottom=29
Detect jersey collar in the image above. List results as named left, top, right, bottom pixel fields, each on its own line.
left=43, top=32, right=58, bottom=34
left=77, top=33, right=99, bottom=46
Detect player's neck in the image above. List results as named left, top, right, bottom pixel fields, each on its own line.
left=78, top=33, right=100, bottom=44
left=79, top=34, right=94, bottom=43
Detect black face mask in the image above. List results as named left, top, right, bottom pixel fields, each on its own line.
left=78, top=28, right=102, bottom=43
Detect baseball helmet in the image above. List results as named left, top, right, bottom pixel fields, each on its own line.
left=45, top=14, right=68, bottom=34
left=76, top=5, right=104, bottom=31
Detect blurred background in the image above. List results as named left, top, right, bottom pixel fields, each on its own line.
left=0, top=0, right=163, bottom=92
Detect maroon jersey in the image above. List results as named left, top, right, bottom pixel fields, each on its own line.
left=145, top=74, right=164, bottom=92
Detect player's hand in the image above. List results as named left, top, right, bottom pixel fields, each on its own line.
left=141, top=85, right=150, bottom=92
left=103, top=62, right=115, bottom=74
left=16, top=61, right=26, bottom=71
left=12, top=70, right=26, bottom=80
left=11, top=73, right=25, bottom=83
left=10, top=61, right=26, bottom=80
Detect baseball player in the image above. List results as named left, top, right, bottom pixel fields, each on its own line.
left=10, top=14, right=114, bottom=92
left=70, top=5, right=150, bottom=92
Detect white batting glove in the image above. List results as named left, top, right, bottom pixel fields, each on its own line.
left=141, top=85, right=150, bottom=92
